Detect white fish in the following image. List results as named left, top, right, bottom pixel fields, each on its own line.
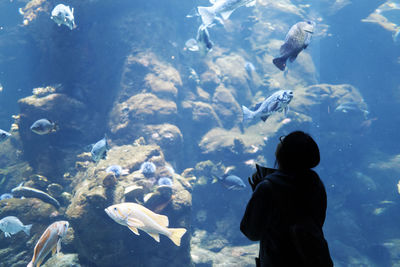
left=27, top=221, right=69, bottom=267
left=51, top=4, right=75, bottom=30
left=0, top=216, right=32, bottom=238
left=105, top=203, right=187, bottom=246
left=242, top=90, right=293, bottom=123
left=197, top=0, right=256, bottom=27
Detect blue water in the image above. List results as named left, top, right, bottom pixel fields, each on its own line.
left=0, top=0, right=399, bottom=266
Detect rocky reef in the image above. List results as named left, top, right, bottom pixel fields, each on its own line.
left=0, top=0, right=398, bottom=266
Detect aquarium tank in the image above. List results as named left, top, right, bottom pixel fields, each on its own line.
left=0, top=0, right=399, bottom=266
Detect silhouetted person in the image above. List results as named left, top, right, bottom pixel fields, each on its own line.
left=240, top=131, right=333, bottom=267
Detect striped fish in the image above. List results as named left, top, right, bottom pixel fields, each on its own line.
left=27, top=221, right=69, bottom=267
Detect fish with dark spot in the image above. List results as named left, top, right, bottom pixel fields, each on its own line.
left=273, top=21, right=315, bottom=71
left=91, top=136, right=109, bottom=162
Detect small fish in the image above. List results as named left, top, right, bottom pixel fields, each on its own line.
left=0, top=216, right=32, bottom=238
left=27, top=221, right=69, bottom=267
left=188, top=68, right=200, bottom=85
left=196, top=0, right=256, bottom=27
left=11, top=183, right=60, bottom=208
left=242, top=90, right=293, bottom=123
left=273, top=21, right=315, bottom=71
left=0, top=129, right=11, bottom=143
left=185, top=25, right=213, bottom=55
left=91, top=136, right=109, bottom=162
left=51, top=4, right=75, bottom=30
left=105, top=203, right=187, bottom=246
left=0, top=193, right=13, bottom=200
left=335, top=101, right=369, bottom=118
left=106, top=165, right=129, bottom=178
left=30, top=119, right=58, bottom=135
left=212, top=174, right=246, bottom=190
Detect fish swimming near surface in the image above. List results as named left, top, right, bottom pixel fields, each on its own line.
left=195, top=0, right=256, bottom=27
left=27, top=221, right=69, bottom=267
left=185, top=25, right=213, bottom=55
left=30, top=119, right=58, bottom=135
left=105, top=203, right=187, bottom=246
left=51, top=4, right=75, bottom=30
left=0, top=216, right=32, bottom=238
left=273, top=21, right=315, bottom=71
left=242, top=90, right=293, bottom=123
left=11, top=183, right=60, bottom=208
left=0, top=129, right=11, bottom=143
left=212, top=174, right=246, bottom=190
left=91, top=136, right=109, bottom=162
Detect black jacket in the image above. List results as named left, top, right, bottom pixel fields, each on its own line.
left=240, top=169, right=330, bottom=267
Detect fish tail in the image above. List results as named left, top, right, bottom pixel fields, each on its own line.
left=242, top=105, right=255, bottom=123
left=211, top=175, right=219, bottom=184
left=198, top=6, right=215, bottom=27
left=168, top=228, right=187, bottom=246
left=24, top=224, right=32, bottom=236
left=27, top=261, right=33, bottom=267
left=272, top=57, right=287, bottom=71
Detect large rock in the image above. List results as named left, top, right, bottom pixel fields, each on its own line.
left=109, top=93, right=178, bottom=139
left=66, top=144, right=192, bottom=267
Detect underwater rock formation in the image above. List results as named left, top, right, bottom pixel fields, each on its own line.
left=66, top=143, right=192, bottom=266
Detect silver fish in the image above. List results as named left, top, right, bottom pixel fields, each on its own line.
left=91, top=136, right=109, bottom=162
left=0, top=216, right=32, bottom=238
left=242, top=90, right=293, bottom=123
left=335, top=101, right=369, bottom=118
left=273, top=21, right=315, bottom=71
left=185, top=25, right=213, bottom=55
left=197, top=0, right=256, bottom=27
left=51, top=4, right=75, bottom=30
left=11, top=183, right=60, bottom=208
left=27, top=221, right=69, bottom=267
left=0, top=129, right=11, bottom=143
left=30, top=119, right=58, bottom=135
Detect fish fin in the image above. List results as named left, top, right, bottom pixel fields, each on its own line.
left=152, top=214, right=169, bottom=228
left=214, top=17, right=224, bottom=26
left=72, top=7, right=74, bottom=14
left=284, top=106, right=289, bottom=116
left=272, top=57, right=287, bottom=71
left=128, top=226, right=140, bottom=235
left=168, top=228, right=187, bottom=246
left=246, top=0, right=256, bottom=7
left=52, top=246, right=57, bottom=255
left=242, top=105, right=255, bottom=123
left=227, top=185, right=237, bottom=190
left=267, top=101, right=279, bottom=112
left=209, top=0, right=216, bottom=4
left=253, top=102, right=262, bottom=111
left=36, top=258, right=44, bottom=267
left=198, top=6, right=215, bottom=27
left=148, top=232, right=160, bottom=242
left=24, top=224, right=32, bottom=236
left=27, top=261, right=33, bottom=267
left=4, top=232, right=10, bottom=238
left=127, top=218, right=145, bottom=228
left=101, top=151, right=107, bottom=159
left=260, top=115, right=269, bottom=122
left=57, top=238, right=62, bottom=254
left=220, top=10, right=234, bottom=20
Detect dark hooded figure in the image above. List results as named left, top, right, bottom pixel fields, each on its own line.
left=240, top=131, right=333, bottom=267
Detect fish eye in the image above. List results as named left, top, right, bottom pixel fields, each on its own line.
left=114, top=207, right=117, bottom=211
